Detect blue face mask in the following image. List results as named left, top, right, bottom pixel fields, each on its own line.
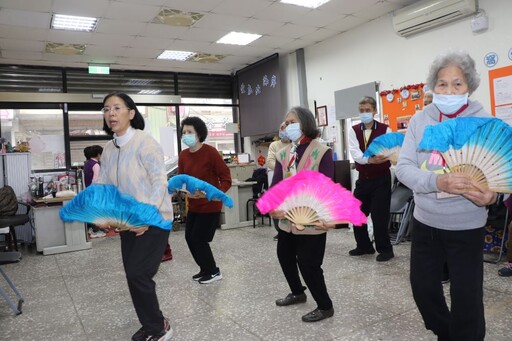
left=359, top=112, right=374, bottom=124
left=285, top=123, right=302, bottom=142
left=278, top=130, right=288, bottom=140
left=181, top=134, right=197, bottom=147
left=433, top=93, right=469, bottom=115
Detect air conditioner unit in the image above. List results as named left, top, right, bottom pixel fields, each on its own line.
left=392, top=0, right=477, bottom=37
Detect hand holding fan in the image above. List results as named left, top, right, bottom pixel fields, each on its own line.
left=419, top=117, right=512, bottom=193
left=167, top=174, right=233, bottom=208
left=59, top=184, right=172, bottom=230
left=256, top=170, right=366, bottom=230
left=363, top=132, right=405, bottom=164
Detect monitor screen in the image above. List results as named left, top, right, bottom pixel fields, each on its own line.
left=236, top=54, right=282, bottom=137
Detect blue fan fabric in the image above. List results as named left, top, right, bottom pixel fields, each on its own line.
left=363, top=132, right=405, bottom=157
left=418, top=117, right=495, bottom=152
left=59, top=184, right=172, bottom=230
left=168, top=174, right=234, bottom=208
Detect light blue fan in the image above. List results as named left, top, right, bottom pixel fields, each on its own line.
left=59, top=184, right=172, bottom=230
left=419, top=117, right=493, bottom=152
left=168, top=174, right=233, bottom=208
left=363, top=132, right=405, bottom=164
left=419, top=117, right=512, bottom=193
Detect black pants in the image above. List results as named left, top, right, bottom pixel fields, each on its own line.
left=185, top=212, right=220, bottom=275
left=410, top=218, right=485, bottom=341
left=120, top=227, right=170, bottom=334
left=277, top=230, right=332, bottom=310
left=353, top=174, right=393, bottom=254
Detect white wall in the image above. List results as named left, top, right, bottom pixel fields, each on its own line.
left=301, top=0, right=512, bottom=155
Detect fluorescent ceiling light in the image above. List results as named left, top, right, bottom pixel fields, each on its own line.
left=217, top=32, right=261, bottom=46
left=157, top=50, right=195, bottom=61
left=280, top=0, right=331, bottom=9
left=138, top=90, right=161, bottom=95
left=51, top=14, right=98, bottom=32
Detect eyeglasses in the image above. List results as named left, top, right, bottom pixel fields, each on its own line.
left=101, top=106, right=129, bottom=114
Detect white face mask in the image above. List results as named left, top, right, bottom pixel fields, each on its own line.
left=359, top=112, right=374, bottom=124
left=433, top=93, right=469, bottom=115
left=285, top=123, right=302, bottom=142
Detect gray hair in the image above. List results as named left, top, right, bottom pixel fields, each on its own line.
left=426, top=50, right=480, bottom=94
left=286, top=106, right=319, bottom=139
left=358, top=96, right=377, bottom=110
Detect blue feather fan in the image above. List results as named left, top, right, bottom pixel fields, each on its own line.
left=363, top=132, right=405, bottom=164
left=419, top=117, right=512, bottom=193
left=168, top=174, right=234, bottom=208
left=59, top=184, right=172, bottom=230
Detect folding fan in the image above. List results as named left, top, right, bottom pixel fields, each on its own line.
left=256, top=170, right=366, bottom=230
left=419, top=117, right=512, bottom=193
left=59, top=184, right=172, bottom=230
left=363, top=132, right=405, bottom=164
left=167, top=174, right=233, bottom=208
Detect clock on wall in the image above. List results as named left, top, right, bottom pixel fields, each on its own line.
left=386, top=92, right=394, bottom=102
left=400, top=88, right=410, bottom=99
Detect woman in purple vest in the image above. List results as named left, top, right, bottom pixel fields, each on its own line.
left=83, top=145, right=103, bottom=187
left=269, top=106, right=335, bottom=323
left=347, top=96, right=394, bottom=262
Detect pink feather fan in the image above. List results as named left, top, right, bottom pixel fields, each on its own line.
left=256, top=170, right=366, bottom=230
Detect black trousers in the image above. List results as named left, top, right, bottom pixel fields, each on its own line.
left=410, top=218, right=485, bottom=341
left=185, top=212, right=220, bottom=275
left=120, top=226, right=170, bottom=334
left=352, top=174, right=393, bottom=254
left=277, top=230, right=332, bottom=310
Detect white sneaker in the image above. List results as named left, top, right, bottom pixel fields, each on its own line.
left=89, top=230, right=106, bottom=238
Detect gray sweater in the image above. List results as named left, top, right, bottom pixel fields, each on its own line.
left=395, top=100, right=492, bottom=230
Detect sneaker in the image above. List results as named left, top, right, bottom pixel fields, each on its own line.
left=198, top=271, right=222, bottom=284
left=498, top=262, right=512, bottom=277
left=141, top=318, right=173, bottom=341
left=273, top=234, right=279, bottom=241
left=89, top=229, right=106, bottom=239
left=192, top=272, right=205, bottom=281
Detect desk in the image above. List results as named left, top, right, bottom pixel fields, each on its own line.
left=33, top=198, right=92, bottom=255
left=221, top=181, right=256, bottom=230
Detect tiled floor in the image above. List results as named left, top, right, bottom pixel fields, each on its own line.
left=1, top=225, right=511, bottom=341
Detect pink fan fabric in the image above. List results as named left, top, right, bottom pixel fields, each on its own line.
left=256, top=170, right=366, bottom=225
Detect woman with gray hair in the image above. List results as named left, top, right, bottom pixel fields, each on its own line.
left=269, top=106, right=335, bottom=323
left=396, top=50, right=497, bottom=340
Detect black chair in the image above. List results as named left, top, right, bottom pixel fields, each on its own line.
left=388, top=182, right=414, bottom=245
left=0, top=251, right=23, bottom=315
left=245, top=168, right=271, bottom=228
left=0, top=202, right=31, bottom=251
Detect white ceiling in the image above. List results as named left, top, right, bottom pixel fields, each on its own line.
left=0, top=0, right=420, bottom=75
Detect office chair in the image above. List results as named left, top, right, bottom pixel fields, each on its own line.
left=0, top=202, right=31, bottom=251
left=0, top=251, right=24, bottom=315
left=388, top=182, right=414, bottom=245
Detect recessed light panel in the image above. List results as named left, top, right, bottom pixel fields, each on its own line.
left=51, top=14, right=98, bottom=32
left=217, top=32, right=261, bottom=46
left=157, top=50, right=196, bottom=61
left=280, top=0, right=331, bottom=9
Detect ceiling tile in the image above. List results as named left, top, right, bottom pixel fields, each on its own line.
left=95, top=19, right=147, bottom=35
left=83, top=45, right=128, bottom=58
left=179, top=27, right=226, bottom=43
left=0, top=0, right=53, bottom=13
left=52, top=0, right=110, bottom=17
left=211, top=0, right=272, bottom=17
left=0, top=25, right=49, bottom=41
left=0, top=39, right=45, bottom=52
left=233, top=18, right=284, bottom=35
left=89, top=33, right=136, bottom=47
left=139, top=23, right=189, bottom=39
left=130, top=36, right=175, bottom=49
left=162, top=0, right=225, bottom=13
left=252, top=2, right=311, bottom=23
left=193, top=13, right=248, bottom=31
left=270, top=23, right=319, bottom=39
left=320, top=0, right=378, bottom=15
left=2, top=50, right=44, bottom=60
left=250, top=35, right=295, bottom=49
left=324, top=15, right=367, bottom=32
left=0, top=9, right=50, bottom=29
left=104, top=2, right=161, bottom=21
left=47, top=31, right=93, bottom=45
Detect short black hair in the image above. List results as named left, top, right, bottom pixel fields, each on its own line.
left=102, top=92, right=145, bottom=135
left=84, top=145, right=103, bottom=160
left=181, top=116, right=208, bottom=142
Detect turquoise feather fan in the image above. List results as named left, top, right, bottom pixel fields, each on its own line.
left=363, top=132, right=405, bottom=164
left=419, top=117, right=512, bottom=193
left=167, top=174, right=233, bottom=208
left=59, top=184, right=172, bottom=230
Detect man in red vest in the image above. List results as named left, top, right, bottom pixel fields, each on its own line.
left=347, top=96, right=394, bottom=262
